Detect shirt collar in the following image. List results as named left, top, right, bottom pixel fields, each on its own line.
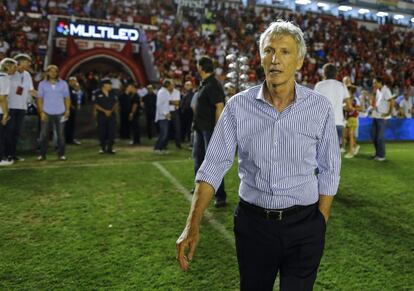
left=201, top=74, right=215, bottom=86
left=256, top=81, right=306, bottom=103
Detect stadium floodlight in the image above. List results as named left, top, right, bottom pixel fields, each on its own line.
left=358, top=8, right=370, bottom=14
left=393, top=14, right=404, bottom=20
left=338, top=5, right=352, bottom=12
left=376, top=12, right=389, bottom=17
left=411, top=17, right=414, bottom=23
left=317, top=2, right=329, bottom=9
left=295, top=0, right=311, bottom=5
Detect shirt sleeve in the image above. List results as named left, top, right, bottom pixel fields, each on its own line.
left=0, top=78, right=10, bottom=95
left=383, top=87, right=393, bottom=101
left=63, top=82, right=70, bottom=98
left=316, top=106, right=341, bottom=195
left=195, top=102, right=237, bottom=192
left=38, top=82, right=44, bottom=99
left=157, top=90, right=170, bottom=116
left=208, top=83, right=225, bottom=106
left=28, top=73, right=34, bottom=91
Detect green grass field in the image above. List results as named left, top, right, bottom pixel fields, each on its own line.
left=0, top=140, right=413, bottom=290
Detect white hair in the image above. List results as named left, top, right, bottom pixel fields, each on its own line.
left=0, top=58, right=17, bottom=72
left=259, top=20, right=306, bottom=60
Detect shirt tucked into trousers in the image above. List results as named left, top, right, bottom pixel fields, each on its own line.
left=196, top=83, right=341, bottom=290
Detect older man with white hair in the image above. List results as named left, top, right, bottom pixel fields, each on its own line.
left=0, top=58, right=17, bottom=166
left=5, top=53, right=36, bottom=162
left=176, top=20, right=341, bottom=290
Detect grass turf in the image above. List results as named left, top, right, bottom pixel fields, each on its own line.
left=0, top=140, right=413, bottom=290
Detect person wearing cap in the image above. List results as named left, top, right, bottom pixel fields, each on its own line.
left=92, top=78, right=118, bottom=154
left=0, top=58, right=17, bottom=166
left=176, top=21, right=340, bottom=290
left=5, top=53, right=36, bottom=162
left=65, top=76, right=83, bottom=145
left=36, top=65, right=70, bottom=161
left=141, top=84, right=157, bottom=139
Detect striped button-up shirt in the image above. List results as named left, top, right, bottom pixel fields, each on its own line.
left=196, top=82, right=341, bottom=209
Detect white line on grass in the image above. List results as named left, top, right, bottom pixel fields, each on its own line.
left=0, top=159, right=189, bottom=171
left=152, top=162, right=235, bottom=249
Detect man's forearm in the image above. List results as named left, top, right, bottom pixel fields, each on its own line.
left=215, top=103, right=224, bottom=124
left=0, top=96, right=8, bottom=115
left=37, top=98, right=43, bottom=113
left=64, top=98, right=71, bottom=112
left=318, top=195, right=334, bottom=222
left=187, top=181, right=215, bottom=227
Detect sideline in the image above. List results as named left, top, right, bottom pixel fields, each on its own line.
left=0, top=159, right=189, bottom=171
left=152, top=162, right=235, bottom=249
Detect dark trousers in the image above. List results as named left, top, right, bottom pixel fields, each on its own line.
left=97, top=115, right=116, bottom=151
left=131, top=115, right=141, bottom=144
left=371, top=118, right=386, bottom=158
left=145, top=111, right=156, bottom=139
left=169, top=110, right=181, bottom=148
left=65, top=108, right=77, bottom=143
left=5, top=109, right=25, bottom=159
left=181, top=110, right=193, bottom=142
left=119, top=111, right=130, bottom=139
left=40, top=114, right=65, bottom=157
left=154, top=119, right=169, bottom=150
left=0, top=114, right=6, bottom=160
left=234, top=201, right=326, bottom=291
left=193, top=129, right=226, bottom=202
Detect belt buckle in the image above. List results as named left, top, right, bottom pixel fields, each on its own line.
left=265, top=209, right=283, bottom=220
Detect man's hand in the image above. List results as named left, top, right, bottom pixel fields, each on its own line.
left=319, top=194, right=334, bottom=223
left=1, top=114, right=9, bottom=126
left=165, top=113, right=171, bottom=120
left=105, top=110, right=112, bottom=117
left=128, top=113, right=134, bottom=121
left=64, top=110, right=70, bottom=119
left=176, top=225, right=199, bottom=272
left=40, top=112, right=47, bottom=122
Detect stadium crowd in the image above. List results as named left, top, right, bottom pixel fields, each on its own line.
left=0, top=0, right=413, bottom=165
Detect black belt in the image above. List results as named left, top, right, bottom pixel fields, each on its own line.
left=239, top=199, right=317, bottom=221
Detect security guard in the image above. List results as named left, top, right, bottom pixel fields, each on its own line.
left=92, top=78, right=118, bottom=154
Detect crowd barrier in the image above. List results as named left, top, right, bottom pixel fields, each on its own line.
left=357, top=117, right=414, bottom=141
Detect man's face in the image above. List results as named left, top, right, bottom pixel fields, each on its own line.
left=196, top=64, right=202, bottom=76
left=103, top=83, right=112, bottom=91
left=261, top=34, right=303, bottom=88
left=18, top=60, right=31, bottom=71
left=167, top=83, right=175, bottom=92
left=47, top=67, right=58, bottom=79
left=127, top=84, right=135, bottom=93
left=69, top=79, right=77, bottom=87
left=373, top=79, right=381, bottom=90
left=184, top=82, right=192, bottom=91
left=7, top=63, right=17, bottom=74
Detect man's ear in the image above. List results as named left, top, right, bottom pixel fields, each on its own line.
left=296, top=57, right=304, bottom=71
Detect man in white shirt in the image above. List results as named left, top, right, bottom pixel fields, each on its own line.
left=399, top=92, right=412, bottom=118
left=314, top=63, right=350, bottom=147
left=371, top=77, right=394, bottom=161
left=5, top=54, right=36, bottom=162
left=154, top=79, right=173, bottom=153
left=0, top=58, right=17, bottom=166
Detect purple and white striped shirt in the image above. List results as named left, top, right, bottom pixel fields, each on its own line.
left=196, top=82, right=341, bottom=209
